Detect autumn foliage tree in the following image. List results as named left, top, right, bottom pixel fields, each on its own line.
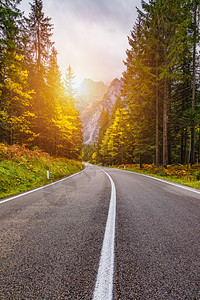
left=0, top=0, right=36, bottom=144
left=0, top=0, right=83, bottom=159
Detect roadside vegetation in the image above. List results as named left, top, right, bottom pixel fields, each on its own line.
left=117, top=164, right=200, bottom=190
left=0, top=144, right=84, bottom=199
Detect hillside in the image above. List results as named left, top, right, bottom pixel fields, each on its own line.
left=0, top=144, right=83, bottom=199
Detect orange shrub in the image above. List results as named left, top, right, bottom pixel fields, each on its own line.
left=119, top=162, right=200, bottom=179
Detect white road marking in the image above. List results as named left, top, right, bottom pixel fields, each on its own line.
left=124, top=169, right=200, bottom=195
left=0, top=168, right=87, bottom=205
left=93, top=169, right=116, bottom=300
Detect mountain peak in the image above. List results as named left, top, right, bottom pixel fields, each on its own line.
left=77, top=78, right=122, bottom=144
left=77, top=79, right=108, bottom=98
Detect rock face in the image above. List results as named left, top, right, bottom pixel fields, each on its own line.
left=76, top=79, right=108, bottom=112
left=76, top=78, right=121, bottom=144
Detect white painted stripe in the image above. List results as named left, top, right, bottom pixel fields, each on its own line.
left=93, top=169, right=116, bottom=300
left=0, top=167, right=87, bottom=205
left=122, top=169, right=200, bottom=195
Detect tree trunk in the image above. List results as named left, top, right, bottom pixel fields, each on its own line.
left=187, top=133, right=192, bottom=168
left=37, top=25, right=41, bottom=70
left=191, top=0, right=197, bottom=165
left=167, top=83, right=172, bottom=164
left=198, top=126, right=200, bottom=163
left=10, top=127, right=13, bottom=145
left=139, top=153, right=143, bottom=169
left=163, top=76, right=168, bottom=168
left=163, top=12, right=168, bottom=169
left=184, top=131, right=188, bottom=164
left=181, top=128, right=185, bottom=164
left=156, top=54, right=159, bottom=166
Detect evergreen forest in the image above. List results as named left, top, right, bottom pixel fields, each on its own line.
left=1, top=0, right=200, bottom=168
left=96, top=0, right=200, bottom=167
left=0, top=0, right=83, bottom=159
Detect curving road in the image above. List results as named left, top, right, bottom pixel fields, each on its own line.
left=0, top=164, right=199, bottom=299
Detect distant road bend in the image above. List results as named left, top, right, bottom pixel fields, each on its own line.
left=0, top=164, right=199, bottom=299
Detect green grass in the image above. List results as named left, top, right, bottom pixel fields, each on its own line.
left=117, top=165, right=200, bottom=190
left=0, top=144, right=84, bottom=199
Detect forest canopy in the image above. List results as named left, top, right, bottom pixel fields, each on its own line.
left=0, top=0, right=83, bottom=159
left=95, top=0, right=200, bottom=167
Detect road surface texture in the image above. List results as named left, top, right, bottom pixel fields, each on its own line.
left=0, top=164, right=199, bottom=299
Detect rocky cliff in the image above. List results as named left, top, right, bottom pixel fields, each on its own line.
left=76, top=78, right=121, bottom=144
left=76, top=79, right=108, bottom=112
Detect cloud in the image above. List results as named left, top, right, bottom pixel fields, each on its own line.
left=53, top=0, right=136, bottom=30
left=20, top=0, right=141, bottom=84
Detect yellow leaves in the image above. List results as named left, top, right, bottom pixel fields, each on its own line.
left=0, top=143, right=8, bottom=151
left=0, top=110, right=8, bottom=120
left=2, top=53, right=32, bottom=103
left=27, top=133, right=39, bottom=142
left=15, top=54, right=24, bottom=62
left=5, top=77, right=17, bottom=90
left=50, top=99, right=78, bottom=145
left=92, top=152, right=97, bottom=163
left=4, top=77, right=33, bottom=103
left=23, top=111, right=36, bottom=118
left=7, top=111, right=36, bottom=140
left=164, top=169, right=172, bottom=176
left=19, top=69, right=29, bottom=81
left=5, top=68, right=28, bottom=85
left=99, top=107, right=133, bottom=161
left=121, top=164, right=197, bottom=179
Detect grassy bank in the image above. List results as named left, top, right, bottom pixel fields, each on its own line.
left=0, top=143, right=84, bottom=199
left=117, top=163, right=200, bottom=190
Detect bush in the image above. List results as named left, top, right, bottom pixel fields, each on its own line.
left=196, top=172, right=200, bottom=180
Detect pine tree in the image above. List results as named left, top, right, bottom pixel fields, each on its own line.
left=25, top=0, right=54, bottom=150
left=96, top=107, right=109, bottom=164
left=64, top=65, right=77, bottom=99
left=121, top=8, right=157, bottom=164
left=26, top=0, right=53, bottom=71
left=190, top=0, right=199, bottom=165
left=0, top=0, right=35, bottom=144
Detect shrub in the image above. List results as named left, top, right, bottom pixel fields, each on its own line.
left=196, top=172, right=200, bottom=180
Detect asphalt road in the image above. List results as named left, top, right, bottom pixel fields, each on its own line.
left=0, top=164, right=199, bottom=299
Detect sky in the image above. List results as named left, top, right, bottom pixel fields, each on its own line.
left=20, top=0, right=141, bottom=86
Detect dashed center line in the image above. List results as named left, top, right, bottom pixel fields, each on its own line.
left=93, top=169, right=116, bottom=300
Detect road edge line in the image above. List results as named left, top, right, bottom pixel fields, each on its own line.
left=93, top=169, right=116, bottom=300
left=125, top=170, right=200, bottom=195
left=0, top=167, right=87, bottom=205
left=108, top=167, right=200, bottom=195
